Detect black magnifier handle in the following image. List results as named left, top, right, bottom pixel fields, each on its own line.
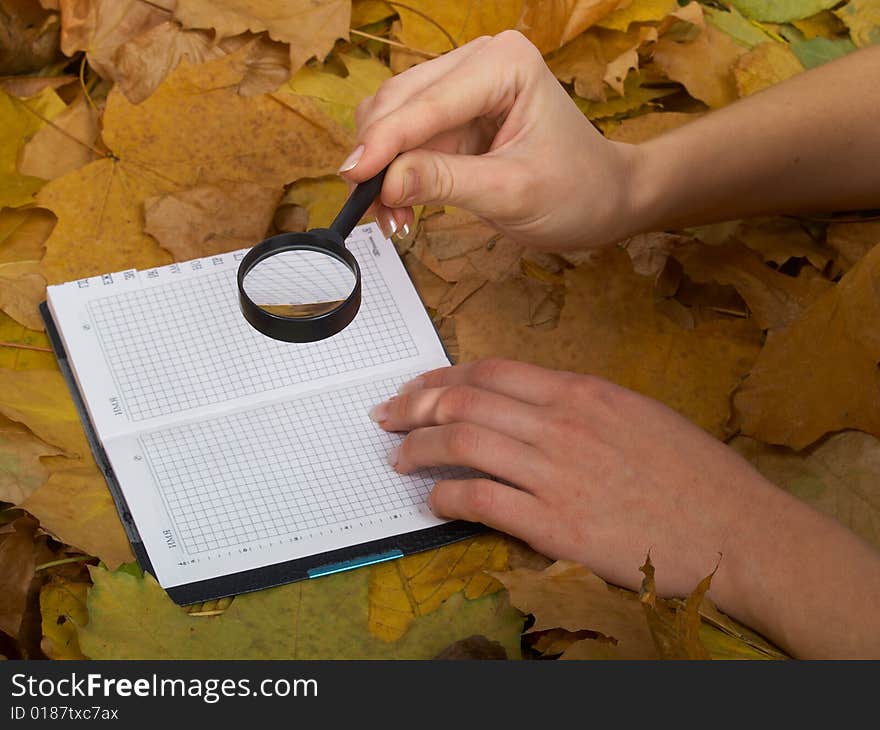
left=328, top=163, right=390, bottom=241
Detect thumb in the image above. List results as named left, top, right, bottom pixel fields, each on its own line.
left=381, top=149, right=516, bottom=220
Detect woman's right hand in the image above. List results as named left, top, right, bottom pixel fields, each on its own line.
left=339, top=30, right=640, bottom=251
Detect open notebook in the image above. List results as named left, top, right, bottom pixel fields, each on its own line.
left=41, top=223, right=480, bottom=604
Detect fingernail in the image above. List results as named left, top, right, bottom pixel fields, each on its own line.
left=368, top=400, right=390, bottom=423
left=388, top=445, right=400, bottom=467
left=377, top=208, right=397, bottom=239
left=392, top=221, right=411, bottom=242
left=398, top=376, right=424, bottom=394
left=338, top=144, right=364, bottom=173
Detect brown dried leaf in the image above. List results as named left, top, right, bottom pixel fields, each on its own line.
left=434, top=634, right=507, bottom=660
left=735, top=217, right=831, bottom=270
left=109, top=20, right=223, bottom=104
left=730, top=431, right=880, bottom=548
left=456, top=247, right=762, bottom=437
left=0, top=0, right=63, bottom=75
left=673, top=239, right=832, bottom=330
left=144, top=183, right=283, bottom=260
left=653, top=24, right=745, bottom=107
left=825, top=221, right=879, bottom=272
left=493, top=561, right=657, bottom=658
left=639, top=553, right=711, bottom=659
left=59, top=0, right=171, bottom=78
left=173, top=0, right=350, bottom=72
left=605, top=110, right=703, bottom=143
left=0, top=515, right=39, bottom=638
left=732, top=244, right=880, bottom=449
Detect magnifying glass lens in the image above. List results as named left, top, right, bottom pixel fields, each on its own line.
left=242, top=249, right=357, bottom=319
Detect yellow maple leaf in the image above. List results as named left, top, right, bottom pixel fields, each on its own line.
left=38, top=49, right=348, bottom=284
left=368, top=534, right=508, bottom=642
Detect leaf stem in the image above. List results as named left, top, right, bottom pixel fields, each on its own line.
left=35, top=555, right=95, bottom=572
left=0, top=341, right=53, bottom=353
left=349, top=28, right=439, bottom=58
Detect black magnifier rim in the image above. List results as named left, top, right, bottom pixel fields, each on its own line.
left=237, top=231, right=361, bottom=343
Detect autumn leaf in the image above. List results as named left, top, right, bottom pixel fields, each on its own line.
left=391, top=0, right=520, bottom=58
left=22, top=456, right=134, bottom=569
left=38, top=50, right=348, bottom=284
left=733, top=41, right=804, bottom=97
left=143, top=183, right=283, bottom=261
left=368, top=534, right=508, bottom=641
left=597, top=0, right=679, bottom=32
left=40, top=574, right=89, bottom=659
left=280, top=176, right=354, bottom=230
left=455, top=246, right=762, bottom=437
left=172, top=0, right=351, bottom=72
left=518, top=0, right=628, bottom=54
left=735, top=216, right=831, bottom=270
left=492, top=560, right=658, bottom=659
left=729, top=0, right=842, bottom=24
left=0, top=369, right=87, bottom=456
left=0, top=207, right=55, bottom=330
left=78, top=564, right=523, bottom=659
left=0, top=0, right=63, bottom=75
left=732, top=243, right=880, bottom=449
left=639, top=553, right=711, bottom=659
left=17, top=95, right=100, bottom=183
left=603, top=110, right=702, bottom=143
left=826, top=220, right=880, bottom=272
left=672, top=239, right=832, bottom=330
left=0, top=414, right=61, bottom=505
left=835, top=0, right=880, bottom=47
left=0, top=314, right=56, bottom=371
left=0, top=86, right=66, bottom=208
left=0, top=515, right=39, bottom=638
left=731, top=431, right=880, bottom=548
left=652, top=22, right=745, bottom=108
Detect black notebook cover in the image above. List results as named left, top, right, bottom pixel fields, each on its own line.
left=40, top=301, right=484, bottom=605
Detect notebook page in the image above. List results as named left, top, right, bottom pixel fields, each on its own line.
left=46, top=224, right=450, bottom=441
left=103, top=372, right=471, bottom=588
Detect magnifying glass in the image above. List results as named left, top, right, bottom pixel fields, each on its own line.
left=237, top=164, right=388, bottom=343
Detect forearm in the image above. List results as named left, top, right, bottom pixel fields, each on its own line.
left=625, top=45, right=880, bottom=235
left=715, top=478, right=880, bottom=659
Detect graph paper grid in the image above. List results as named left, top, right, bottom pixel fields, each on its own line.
left=86, top=239, right=418, bottom=421
left=139, top=374, right=471, bottom=555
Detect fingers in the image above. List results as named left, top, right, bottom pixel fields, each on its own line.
left=398, top=359, right=569, bottom=406
left=372, top=384, right=544, bottom=444
left=429, top=477, right=546, bottom=542
left=344, top=31, right=542, bottom=182
left=354, top=36, right=493, bottom=133
left=393, top=422, right=548, bottom=489
left=379, top=148, right=516, bottom=217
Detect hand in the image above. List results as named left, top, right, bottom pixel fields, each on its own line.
left=368, top=359, right=880, bottom=658
left=340, top=31, right=638, bottom=251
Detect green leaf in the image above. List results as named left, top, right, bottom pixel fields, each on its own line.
left=728, top=0, right=840, bottom=24
left=78, top=565, right=524, bottom=659
left=704, top=6, right=773, bottom=48
left=789, top=37, right=858, bottom=68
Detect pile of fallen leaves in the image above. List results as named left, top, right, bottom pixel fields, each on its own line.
left=1, top=0, right=878, bottom=660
